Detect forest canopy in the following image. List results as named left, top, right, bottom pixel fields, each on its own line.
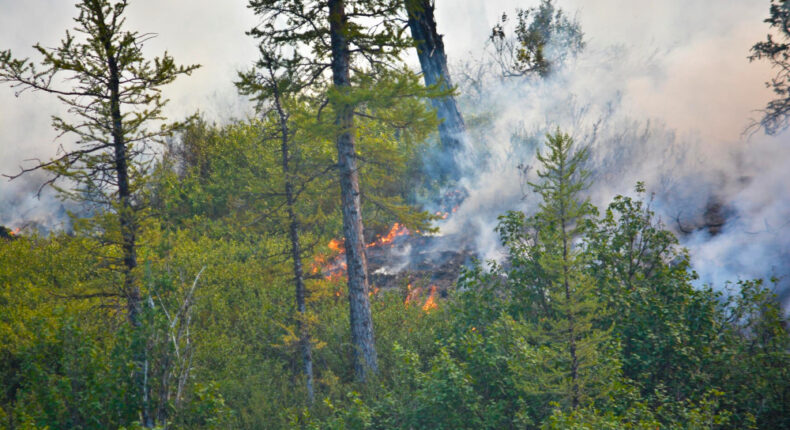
left=1, top=1, right=789, bottom=429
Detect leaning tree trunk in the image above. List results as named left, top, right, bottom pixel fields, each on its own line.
left=328, top=0, right=379, bottom=382
left=406, top=0, right=467, bottom=177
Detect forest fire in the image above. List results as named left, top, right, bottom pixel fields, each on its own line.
left=309, top=221, right=466, bottom=312
left=422, top=285, right=438, bottom=311
left=405, top=283, right=439, bottom=312
left=366, top=223, right=410, bottom=248
left=311, top=223, right=413, bottom=281
left=0, top=226, right=20, bottom=240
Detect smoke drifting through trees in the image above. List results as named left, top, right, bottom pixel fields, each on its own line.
left=2, top=0, right=788, bottom=306
left=433, top=7, right=790, bottom=305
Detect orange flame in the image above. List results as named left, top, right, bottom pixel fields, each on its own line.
left=8, top=227, right=20, bottom=236
left=313, top=222, right=410, bottom=283
left=405, top=283, right=419, bottom=305
left=435, top=211, right=449, bottom=220
left=328, top=238, right=344, bottom=253
left=422, top=285, right=438, bottom=312
left=367, top=223, right=409, bottom=248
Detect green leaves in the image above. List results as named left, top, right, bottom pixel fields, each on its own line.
left=750, top=0, right=790, bottom=133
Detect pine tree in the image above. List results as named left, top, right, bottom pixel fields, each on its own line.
left=246, top=0, right=435, bottom=382
left=497, top=130, right=615, bottom=410
left=0, top=1, right=198, bottom=425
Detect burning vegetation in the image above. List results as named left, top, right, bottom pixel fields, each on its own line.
left=0, top=226, right=20, bottom=240
left=310, top=222, right=474, bottom=310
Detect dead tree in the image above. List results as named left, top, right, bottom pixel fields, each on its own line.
left=405, top=0, right=467, bottom=177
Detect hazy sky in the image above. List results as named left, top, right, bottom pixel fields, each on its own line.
left=0, top=0, right=779, bottom=222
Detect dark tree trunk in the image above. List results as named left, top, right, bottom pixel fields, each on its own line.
left=328, top=0, right=379, bottom=382
left=99, top=11, right=148, bottom=426
left=108, top=49, right=139, bottom=329
left=99, top=8, right=139, bottom=329
left=406, top=0, right=466, bottom=176
left=270, top=69, right=315, bottom=403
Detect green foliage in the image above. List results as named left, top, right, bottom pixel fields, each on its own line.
left=750, top=0, right=790, bottom=133
left=2, top=3, right=790, bottom=429
left=490, top=0, right=584, bottom=77
left=589, top=185, right=718, bottom=398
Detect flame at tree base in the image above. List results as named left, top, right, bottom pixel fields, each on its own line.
left=310, top=222, right=448, bottom=313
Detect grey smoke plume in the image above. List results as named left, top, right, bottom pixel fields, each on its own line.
left=431, top=0, right=790, bottom=305
left=1, top=0, right=787, bottom=305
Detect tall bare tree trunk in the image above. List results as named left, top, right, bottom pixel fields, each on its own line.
left=406, top=0, right=466, bottom=177
left=328, top=0, right=379, bottom=382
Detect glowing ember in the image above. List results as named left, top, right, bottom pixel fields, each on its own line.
left=9, top=228, right=20, bottom=236
left=422, top=285, right=438, bottom=312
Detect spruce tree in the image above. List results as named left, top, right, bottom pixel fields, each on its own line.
left=0, top=0, right=198, bottom=326
left=497, top=130, right=615, bottom=410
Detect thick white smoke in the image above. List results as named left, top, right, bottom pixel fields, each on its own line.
left=433, top=0, right=790, bottom=304
left=1, top=0, right=787, bottom=304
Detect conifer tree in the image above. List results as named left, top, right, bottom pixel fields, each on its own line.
left=237, top=49, right=316, bottom=403
left=0, top=0, right=198, bottom=326
left=0, top=1, right=198, bottom=426
left=246, top=0, right=434, bottom=382
left=497, top=130, right=614, bottom=409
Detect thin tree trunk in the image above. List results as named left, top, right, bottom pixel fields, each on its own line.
left=405, top=0, right=466, bottom=176
left=328, top=0, right=379, bottom=382
left=559, top=170, right=579, bottom=409
left=100, top=9, right=139, bottom=330
left=98, top=7, right=148, bottom=425
left=269, top=62, right=315, bottom=403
